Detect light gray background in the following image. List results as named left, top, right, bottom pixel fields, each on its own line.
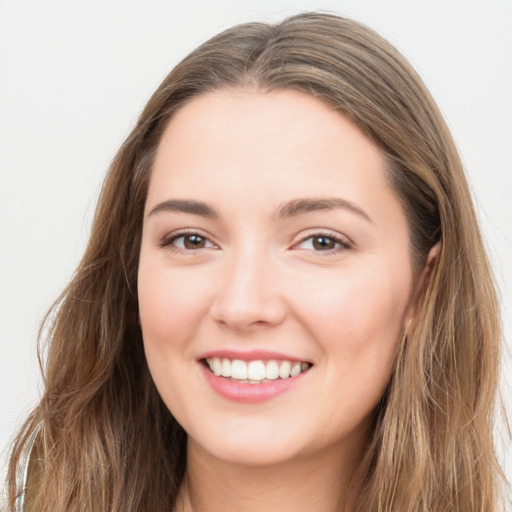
left=1, top=0, right=511, bottom=494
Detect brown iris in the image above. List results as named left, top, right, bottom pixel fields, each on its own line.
left=312, top=236, right=337, bottom=250
left=183, top=234, right=208, bottom=249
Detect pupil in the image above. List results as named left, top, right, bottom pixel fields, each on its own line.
left=313, top=236, right=334, bottom=250
left=185, top=235, right=205, bottom=249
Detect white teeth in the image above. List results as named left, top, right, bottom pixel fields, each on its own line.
left=290, top=362, right=302, bottom=377
left=206, top=357, right=310, bottom=382
left=212, top=358, right=222, bottom=376
left=265, top=360, right=279, bottom=380
left=279, top=360, right=291, bottom=379
left=221, top=358, right=231, bottom=377
left=231, top=359, right=247, bottom=380
left=247, top=360, right=266, bottom=380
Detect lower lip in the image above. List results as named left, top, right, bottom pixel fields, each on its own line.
left=200, top=364, right=307, bottom=403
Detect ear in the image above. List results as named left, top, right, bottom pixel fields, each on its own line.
left=408, top=242, right=441, bottom=326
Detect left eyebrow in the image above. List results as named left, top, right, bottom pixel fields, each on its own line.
left=276, top=197, right=372, bottom=223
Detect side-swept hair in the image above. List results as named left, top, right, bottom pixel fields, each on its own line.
left=7, top=12, right=504, bottom=511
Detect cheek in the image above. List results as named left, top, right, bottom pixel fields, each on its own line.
left=296, top=265, right=411, bottom=383
left=137, top=261, right=213, bottom=415
left=138, top=261, right=213, bottom=351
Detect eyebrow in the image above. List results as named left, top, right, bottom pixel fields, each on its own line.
left=147, top=196, right=372, bottom=223
left=148, top=199, right=218, bottom=219
left=277, top=197, right=372, bottom=223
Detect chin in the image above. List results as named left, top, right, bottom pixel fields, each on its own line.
left=185, top=415, right=326, bottom=468
left=193, top=438, right=303, bottom=468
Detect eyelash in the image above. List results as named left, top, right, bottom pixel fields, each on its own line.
left=295, top=231, right=352, bottom=253
left=157, top=230, right=352, bottom=254
left=158, top=230, right=216, bottom=252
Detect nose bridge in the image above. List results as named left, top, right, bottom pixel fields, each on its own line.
left=211, top=238, right=285, bottom=329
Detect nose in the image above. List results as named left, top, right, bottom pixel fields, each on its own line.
left=209, top=248, right=287, bottom=331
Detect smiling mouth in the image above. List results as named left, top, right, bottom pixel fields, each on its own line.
left=203, top=357, right=312, bottom=384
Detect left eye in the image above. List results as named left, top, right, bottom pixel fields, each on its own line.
left=170, top=234, right=214, bottom=250
left=298, top=235, right=344, bottom=251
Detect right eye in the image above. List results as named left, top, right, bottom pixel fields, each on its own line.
left=160, top=232, right=216, bottom=251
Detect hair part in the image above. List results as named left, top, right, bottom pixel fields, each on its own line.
left=7, top=12, right=505, bottom=511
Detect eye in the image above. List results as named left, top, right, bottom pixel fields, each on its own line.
left=161, top=232, right=216, bottom=251
left=297, top=233, right=351, bottom=252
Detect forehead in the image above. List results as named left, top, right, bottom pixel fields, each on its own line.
left=148, top=88, right=394, bottom=210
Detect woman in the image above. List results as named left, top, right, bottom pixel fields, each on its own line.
left=6, top=12, right=506, bottom=512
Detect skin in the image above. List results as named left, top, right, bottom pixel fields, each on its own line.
left=138, top=89, right=431, bottom=511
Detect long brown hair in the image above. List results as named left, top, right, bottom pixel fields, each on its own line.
left=7, top=12, right=506, bottom=511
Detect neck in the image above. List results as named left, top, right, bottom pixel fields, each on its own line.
left=174, top=439, right=366, bottom=512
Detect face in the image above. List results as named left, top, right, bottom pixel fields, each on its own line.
left=138, top=89, right=418, bottom=468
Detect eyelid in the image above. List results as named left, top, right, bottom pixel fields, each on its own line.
left=157, top=229, right=219, bottom=251
left=292, top=230, right=353, bottom=252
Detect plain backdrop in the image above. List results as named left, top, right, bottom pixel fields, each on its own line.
left=1, top=0, right=511, bottom=493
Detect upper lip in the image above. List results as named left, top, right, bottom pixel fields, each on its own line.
left=198, top=349, right=311, bottom=363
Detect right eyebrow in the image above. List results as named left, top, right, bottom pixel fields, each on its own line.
left=147, top=199, right=219, bottom=219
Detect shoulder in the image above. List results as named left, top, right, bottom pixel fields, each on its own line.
left=15, top=423, right=42, bottom=512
